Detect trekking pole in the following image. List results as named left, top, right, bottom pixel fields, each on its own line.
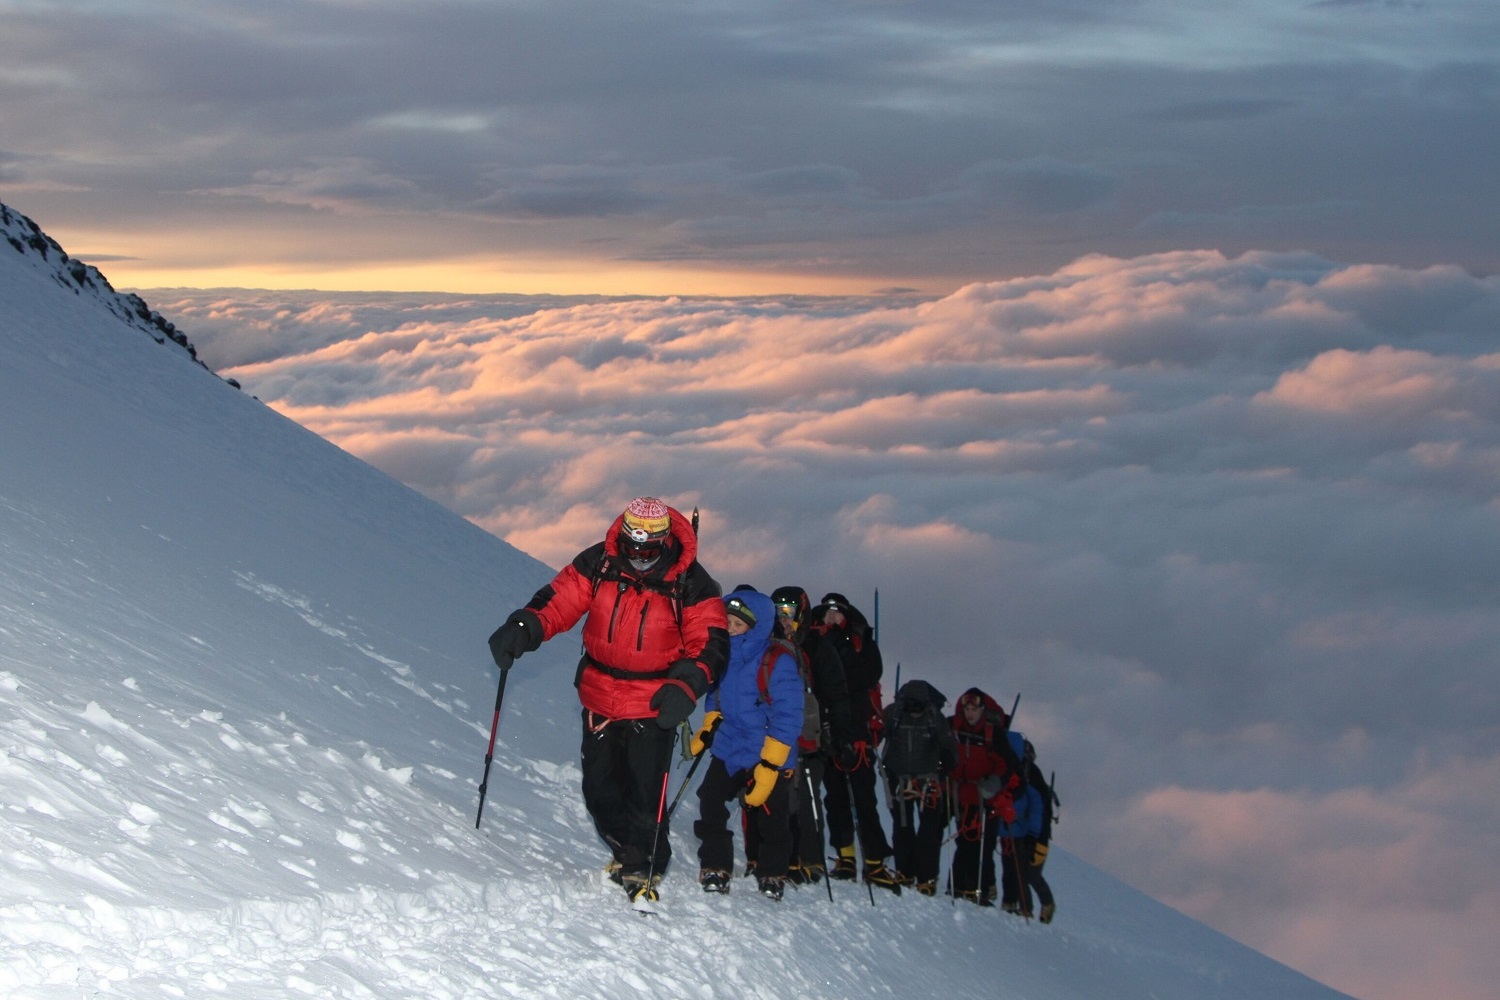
left=943, top=779, right=955, bottom=907
left=804, top=764, right=834, bottom=903
left=948, top=780, right=960, bottom=907
left=645, top=729, right=680, bottom=891
left=845, top=769, right=876, bottom=906
left=976, top=810, right=988, bottom=903
left=663, top=745, right=707, bottom=826
left=474, top=655, right=514, bottom=828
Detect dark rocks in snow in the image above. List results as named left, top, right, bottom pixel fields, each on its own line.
left=2, top=200, right=209, bottom=370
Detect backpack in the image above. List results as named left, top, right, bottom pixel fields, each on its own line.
left=756, top=637, right=823, bottom=753
left=883, top=694, right=947, bottom=778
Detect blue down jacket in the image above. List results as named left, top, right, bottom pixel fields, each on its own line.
left=708, top=590, right=803, bottom=775
left=995, top=730, right=1043, bottom=838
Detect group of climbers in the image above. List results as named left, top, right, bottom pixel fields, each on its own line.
left=488, top=497, right=1058, bottom=920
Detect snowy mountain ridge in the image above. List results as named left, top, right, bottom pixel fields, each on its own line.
left=0, top=200, right=1354, bottom=999
left=1, top=204, right=205, bottom=369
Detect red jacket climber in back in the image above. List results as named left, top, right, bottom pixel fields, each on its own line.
left=948, top=687, right=1019, bottom=905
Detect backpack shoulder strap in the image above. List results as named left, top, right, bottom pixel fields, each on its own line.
left=757, top=637, right=799, bottom=703
left=589, top=554, right=687, bottom=631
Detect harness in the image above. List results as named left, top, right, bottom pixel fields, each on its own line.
left=893, top=775, right=943, bottom=809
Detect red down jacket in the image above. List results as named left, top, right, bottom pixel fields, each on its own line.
left=524, top=504, right=728, bottom=720
left=950, top=687, right=1014, bottom=808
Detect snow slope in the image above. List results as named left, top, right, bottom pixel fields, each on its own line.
left=0, top=202, right=1354, bottom=999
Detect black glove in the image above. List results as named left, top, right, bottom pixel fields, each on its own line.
left=650, top=659, right=707, bottom=729
left=651, top=684, right=696, bottom=730
left=488, top=609, right=542, bottom=668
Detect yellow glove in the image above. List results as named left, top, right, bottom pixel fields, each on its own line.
left=689, top=711, right=722, bottom=757
left=759, top=735, right=791, bottom=769
left=1033, top=842, right=1050, bottom=868
left=743, top=737, right=791, bottom=808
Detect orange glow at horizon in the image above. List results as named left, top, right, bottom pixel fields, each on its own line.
left=93, top=255, right=943, bottom=298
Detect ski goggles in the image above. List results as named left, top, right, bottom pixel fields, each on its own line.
left=619, top=532, right=667, bottom=563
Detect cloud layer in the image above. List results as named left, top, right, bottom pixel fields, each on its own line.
left=3, top=1, right=1498, bottom=289
left=163, top=249, right=1500, bottom=1000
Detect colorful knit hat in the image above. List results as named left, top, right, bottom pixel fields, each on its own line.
left=622, top=496, right=671, bottom=542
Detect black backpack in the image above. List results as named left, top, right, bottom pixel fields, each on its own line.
left=883, top=690, right=948, bottom=778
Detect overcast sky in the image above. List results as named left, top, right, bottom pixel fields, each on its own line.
left=3, top=0, right=1498, bottom=294
left=159, top=248, right=1500, bottom=1000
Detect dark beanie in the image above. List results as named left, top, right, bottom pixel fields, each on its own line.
left=725, top=594, right=757, bottom=628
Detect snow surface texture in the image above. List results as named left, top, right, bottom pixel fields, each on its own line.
left=0, top=202, right=1353, bottom=998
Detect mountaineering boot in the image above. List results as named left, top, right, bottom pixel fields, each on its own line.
left=604, top=860, right=623, bottom=885
left=743, top=859, right=758, bottom=879
left=785, top=862, right=808, bottom=886
left=621, top=871, right=661, bottom=904
left=1039, top=902, right=1056, bottom=924
left=699, top=868, right=731, bottom=894
left=862, top=859, right=902, bottom=893
left=757, top=875, right=785, bottom=902
left=830, top=846, right=857, bottom=881
left=803, top=862, right=826, bottom=884
left=916, top=880, right=937, bottom=897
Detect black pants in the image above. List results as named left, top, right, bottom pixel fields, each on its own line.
left=888, top=777, right=946, bottom=884
left=999, top=835, right=1055, bottom=912
left=746, top=755, right=827, bottom=871
left=579, top=712, right=677, bottom=877
left=949, top=803, right=1000, bottom=897
left=694, top=757, right=793, bottom=878
left=824, top=759, right=892, bottom=862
